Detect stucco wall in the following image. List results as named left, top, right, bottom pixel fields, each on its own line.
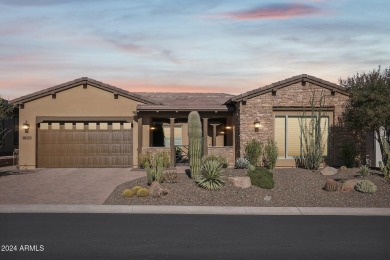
left=235, top=82, right=355, bottom=167
left=18, top=84, right=140, bottom=169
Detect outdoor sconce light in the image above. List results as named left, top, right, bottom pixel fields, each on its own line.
left=150, top=126, right=156, bottom=130
left=225, top=125, right=232, bottom=130
left=22, top=120, right=30, bottom=133
left=254, top=119, right=261, bottom=132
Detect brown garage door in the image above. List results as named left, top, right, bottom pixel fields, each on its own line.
left=37, top=122, right=133, bottom=167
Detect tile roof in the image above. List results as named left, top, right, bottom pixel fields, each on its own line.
left=227, top=74, right=349, bottom=103
left=136, top=92, right=234, bottom=111
left=11, top=77, right=160, bottom=105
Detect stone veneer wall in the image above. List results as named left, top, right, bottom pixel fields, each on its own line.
left=235, top=82, right=364, bottom=166
left=208, top=146, right=235, bottom=168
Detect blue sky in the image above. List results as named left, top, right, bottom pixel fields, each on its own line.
left=0, top=0, right=389, bottom=99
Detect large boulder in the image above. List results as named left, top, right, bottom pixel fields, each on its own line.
left=341, top=179, right=361, bottom=192
left=149, top=181, right=169, bottom=197
left=228, top=177, right=251, bottom=189
left=321, top=166, right=338, bottom=176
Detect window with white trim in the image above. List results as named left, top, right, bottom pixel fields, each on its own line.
left=275, top=115, right=329, bottom=158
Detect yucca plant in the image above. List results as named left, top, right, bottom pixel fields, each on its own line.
left=197, top=160, right=224, bottom=190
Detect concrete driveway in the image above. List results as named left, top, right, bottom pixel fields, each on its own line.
left=0, top=168, right=145, bottom=204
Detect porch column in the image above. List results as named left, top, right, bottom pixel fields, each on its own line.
left=202, top=118, right=208, bottom=156
left=210, top=124, right=220, bottom=147
left=170, top=118, right=175, bottom=166
left=137, top=116, right=143, bottom=157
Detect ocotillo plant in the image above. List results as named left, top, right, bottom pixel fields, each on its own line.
left=188, top=111, right=202, bottom=180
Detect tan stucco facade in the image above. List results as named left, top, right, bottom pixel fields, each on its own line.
left=18, top=84, right=141, bottom=169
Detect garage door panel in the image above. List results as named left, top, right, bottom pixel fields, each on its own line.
left=38, top=122, right=133, bottom=168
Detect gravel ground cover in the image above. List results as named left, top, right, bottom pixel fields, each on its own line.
left=104, top=167, right=390, bottom=207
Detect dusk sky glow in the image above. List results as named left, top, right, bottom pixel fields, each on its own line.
left=1, top=0, right=389, bottom=99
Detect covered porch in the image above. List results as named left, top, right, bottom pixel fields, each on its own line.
left=137, top=110, right=235, bottom=167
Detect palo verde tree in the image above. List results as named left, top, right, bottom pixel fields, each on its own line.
left=340, top=66, right=390, bottom=167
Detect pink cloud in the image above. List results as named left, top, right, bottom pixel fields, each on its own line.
left=218, top=3, right=323, bottom=20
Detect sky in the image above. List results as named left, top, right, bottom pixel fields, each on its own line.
left=0, top=0, right=389, bottom=99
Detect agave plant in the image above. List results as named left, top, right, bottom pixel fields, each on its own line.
left=197, top=160, right=224, bottom=190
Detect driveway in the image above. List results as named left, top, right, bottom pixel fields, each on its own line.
left=0, top=168, right=145, bottom=204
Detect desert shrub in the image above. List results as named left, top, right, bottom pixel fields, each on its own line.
left=139, top=151, right=153, bottom=169
left=340, top=142, right=356, bottom=168
left=139, top=151, right=170, bottom=169
left=244, top=139, right=263, bottom=166
left=379, top=139, right=390, bottom=180
left=355, top=180, right=377, bottom=194
left=339, top=166, right=347, bottom=171
left=137, top=188, right=150, bottom=197
left=132, top=186, right=143, bottom=194
left=358, top=165, right=370, bottom=177
left=145, top=151, right=171, bottom=185
left=122, top=189, right=135, bottom=198
left=197, top=160, right=224, bottom=190
left=264, top=138, right=279, bottom=170
left=164, top=171, right=178, bottom=183
left=159, top=151, right=171, bottom=168
left=235, top=157, right=250, bottom=169
left=202, top=154, right=228, bottom=168
left=248, top=167, right=274, bottom=189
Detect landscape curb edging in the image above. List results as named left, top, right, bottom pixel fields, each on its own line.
left=0, top=205, right=389, bottom=216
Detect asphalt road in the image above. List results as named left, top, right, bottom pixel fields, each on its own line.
left=0, top=214, right=389, bottom=259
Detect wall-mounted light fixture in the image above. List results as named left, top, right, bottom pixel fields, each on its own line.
left=150, top=126, right=156, bottom=130
left=254, top=119, right=261, bottom=132
left=225, top=125, right=232, bottom=130
left=22, top=120, right=30, bottom=133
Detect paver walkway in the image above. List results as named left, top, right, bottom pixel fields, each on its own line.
left=0, top=168, right=145, bottom=204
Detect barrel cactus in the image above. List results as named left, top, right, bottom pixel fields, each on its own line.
left=188, top=111, right=202, bottom=180
left=355, top=180, right=377, bottom=194
left=323, top=179, right=338, bottom=191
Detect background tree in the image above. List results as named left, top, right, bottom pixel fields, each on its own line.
left=0, top=97, right=14, bottom=150
left=340, top=66, right=390, bottom=166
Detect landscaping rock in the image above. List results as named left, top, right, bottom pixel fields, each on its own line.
left=228, top=177, right=251, bottom=189
left=341, top=179, right=361, bottom=192
left=264, top=196, right=272, bottom=202
left=321, top=166, right=338, bottom=176
left=149, top=181, right=169, bottom=197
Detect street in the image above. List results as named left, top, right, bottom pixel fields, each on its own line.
left=0, top=214, right=389, bottom=259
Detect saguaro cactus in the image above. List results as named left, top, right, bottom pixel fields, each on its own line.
left=188, top=111, right=202, bottom=180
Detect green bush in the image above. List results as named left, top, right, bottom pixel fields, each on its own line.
left=248, top=167, right=274, bottom=189
left=244, top=139, right=263, bottom=166
left=137, top=188, right=150, bottom=197
left=355, top=180, right=377, bottom=194
left=202, top=154, right=228, bottom=168
left=122, top=189, right=135, bottom=198
left=235, top=157, right=250, bottom=169
left=264, top=138, right=279, bottom=170
left=197, top=160, right=225, bottom=190
left=358, top=165, right=370, bottom=177
left=341, top=142, right=356, bottom=168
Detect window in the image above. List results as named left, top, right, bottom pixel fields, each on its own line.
left=163, top=126, right=182, bottom=147
left=275, top=115, right=329, bottom=158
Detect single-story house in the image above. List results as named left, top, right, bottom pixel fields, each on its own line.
left=12, top=74, right=362, bottom=169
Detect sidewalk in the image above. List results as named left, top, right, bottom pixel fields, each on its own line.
left=1, top=205, right=389, bottom=216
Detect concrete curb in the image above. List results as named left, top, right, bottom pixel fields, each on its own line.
left=0, top=205, right=389, bottom=216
